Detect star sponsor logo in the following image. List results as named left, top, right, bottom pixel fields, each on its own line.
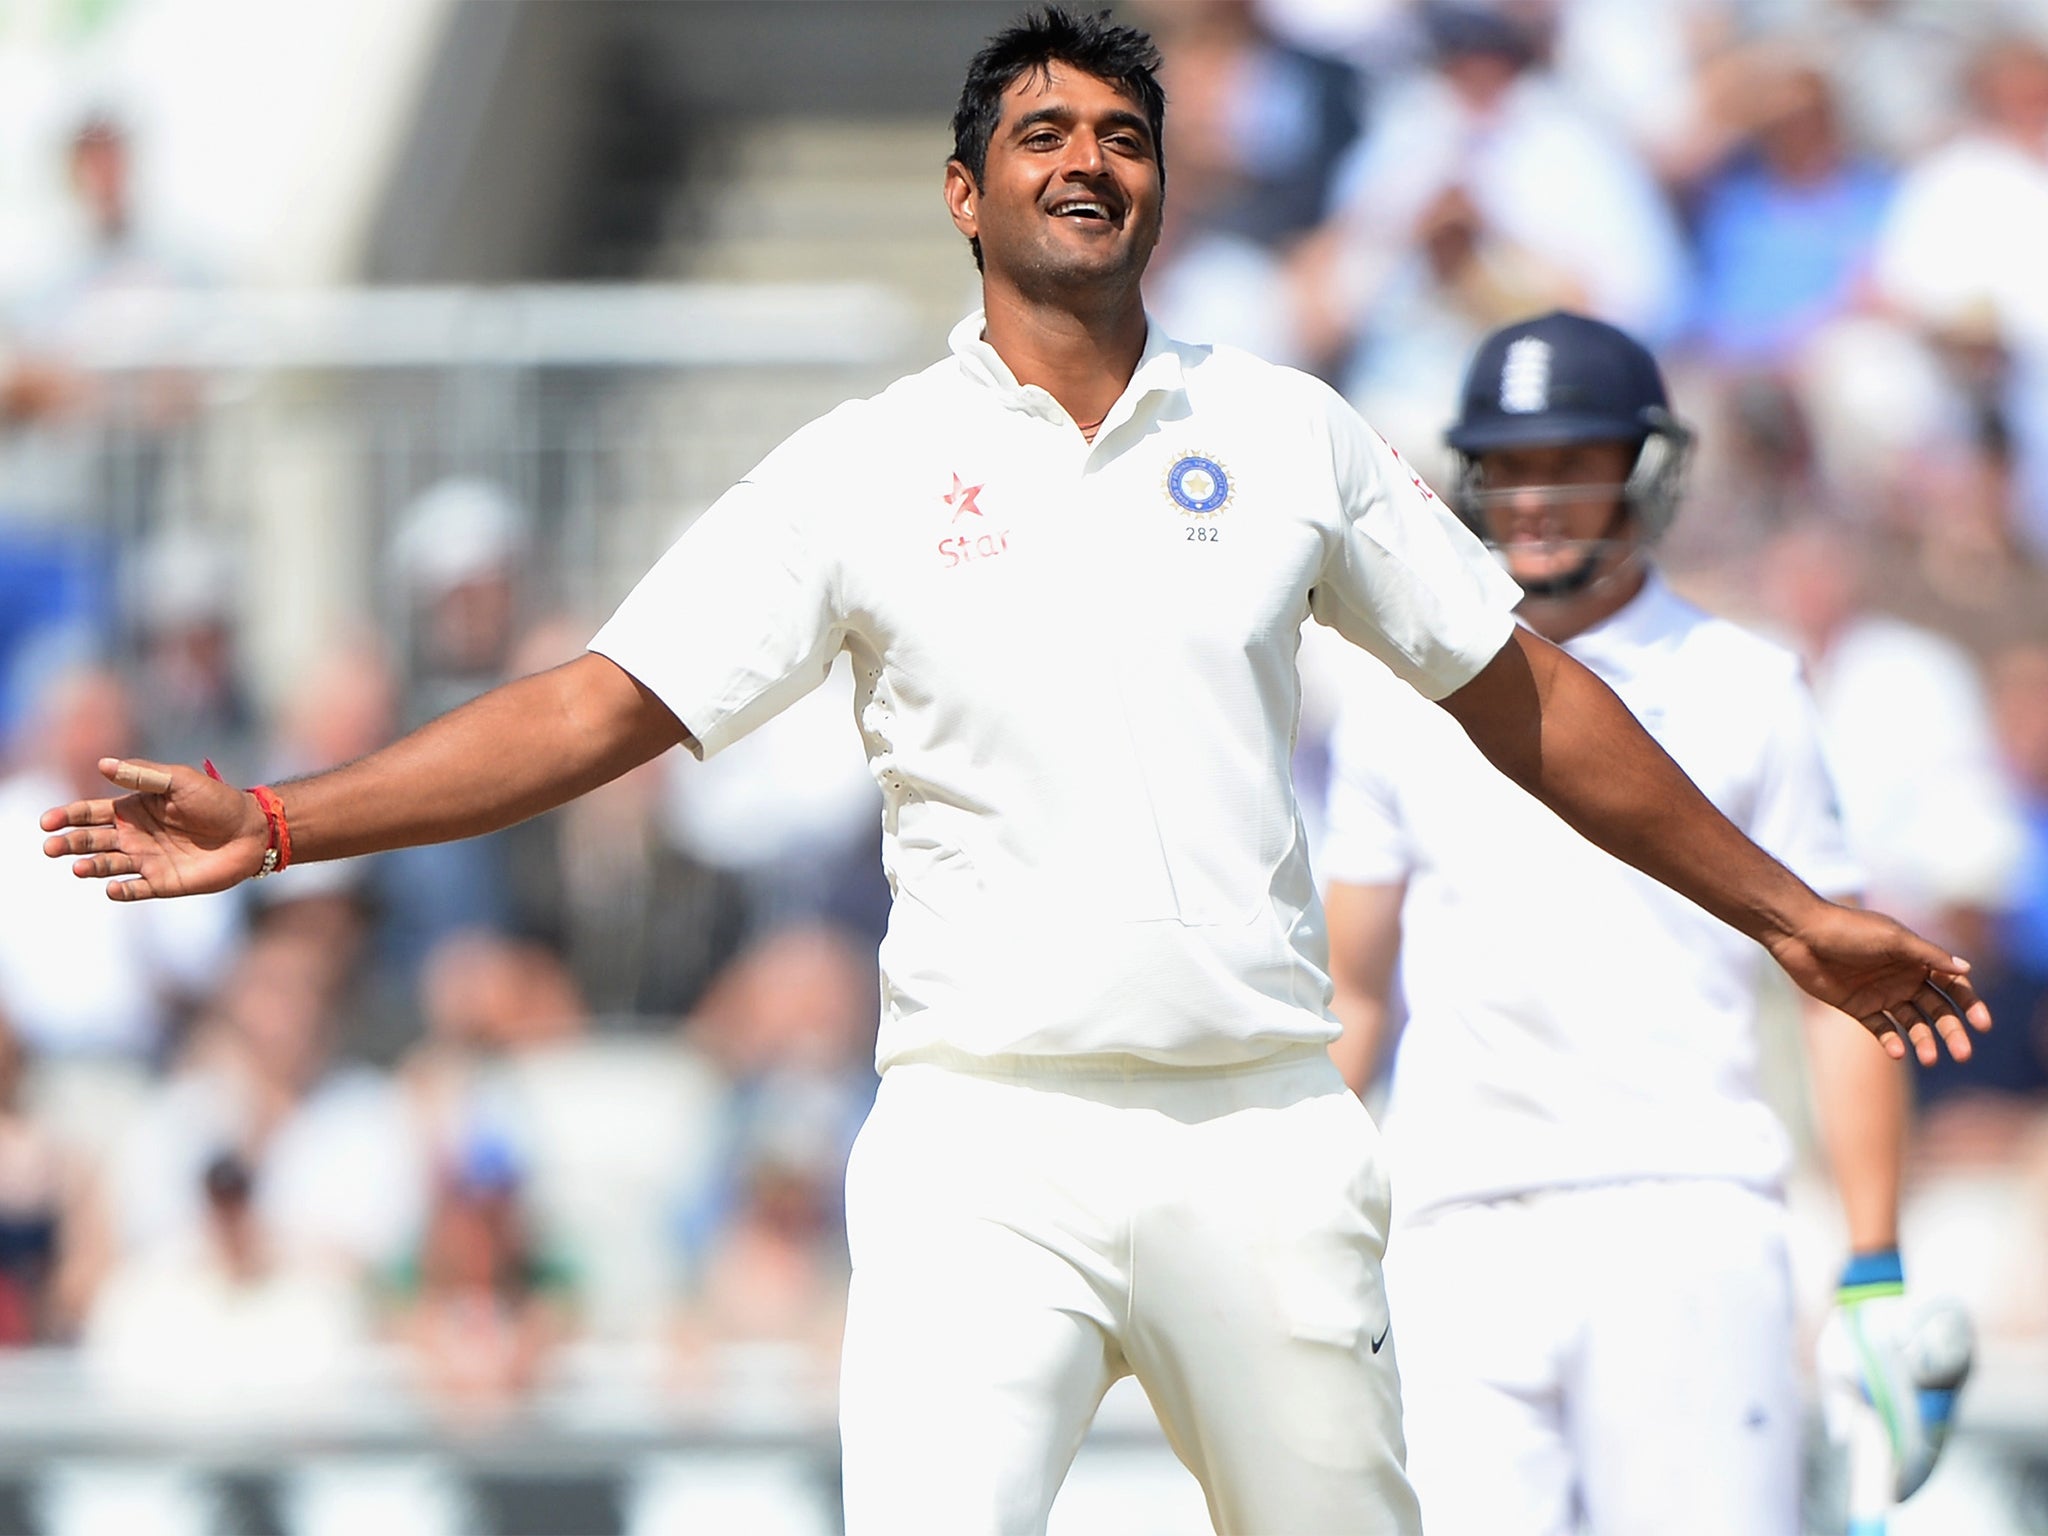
left=939, top=470, right=1009, bottom=568
left=944, top=472, right=985, bottom=521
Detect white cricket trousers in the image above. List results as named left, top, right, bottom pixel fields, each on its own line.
left=1388, top=1180, right=1800, bottom=1536
left=837, top=1047, right=1420, bottom=1536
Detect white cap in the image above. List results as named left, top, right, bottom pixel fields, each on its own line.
left=389, top=476, right=528, bottom=596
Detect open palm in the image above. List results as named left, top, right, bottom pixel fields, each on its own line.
left=39, top=757, right=264, bottom=900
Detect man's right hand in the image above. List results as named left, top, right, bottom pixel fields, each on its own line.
left=39, top=757, right=269, bottom=900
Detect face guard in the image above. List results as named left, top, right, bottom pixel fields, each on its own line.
left=1453, top=407, right=1694, bottom=599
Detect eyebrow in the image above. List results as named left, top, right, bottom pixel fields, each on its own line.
left=1010, top=105, right=1155, bottom=148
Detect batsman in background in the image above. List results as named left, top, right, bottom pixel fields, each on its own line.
left=1321, top=311, right=1970, bottom=1536
left=44, top=12, right=1986, bottom=1534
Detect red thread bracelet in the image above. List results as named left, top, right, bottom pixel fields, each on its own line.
left=248, top=785, right=292, bottom=877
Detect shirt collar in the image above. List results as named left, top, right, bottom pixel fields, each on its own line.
left=948, top=309, right=1189, bottom=430
left=1561, top=566, right=1680, bottom=668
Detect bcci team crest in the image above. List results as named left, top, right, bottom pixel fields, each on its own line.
left=1165, top=453, right=1232, bottom=516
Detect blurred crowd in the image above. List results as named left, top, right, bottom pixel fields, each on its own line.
left=0, top=0, right=2045, bottom=1438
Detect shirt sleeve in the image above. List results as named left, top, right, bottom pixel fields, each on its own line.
left=1318, top=671, right=1418, bottom=888
left=1745, top=662, right=1865, bottom=902
left=588, top=419, right=849, bottom=760
left=1306, top=384, right=1523, bottom=700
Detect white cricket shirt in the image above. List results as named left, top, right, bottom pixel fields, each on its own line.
left=592, top=313, right=1519, bottom=1069
left=1321, top=572, right=1864, bottom=1216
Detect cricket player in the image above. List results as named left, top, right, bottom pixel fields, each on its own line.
left=1321, top=311, right=1968, bottom=1535
left=41, top=13, right=1987, bottom=1535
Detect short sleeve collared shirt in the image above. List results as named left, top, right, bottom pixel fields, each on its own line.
left=1322, top=573, right=1865, bottom=1214
left=593, top=313, right=1518, bottom=1068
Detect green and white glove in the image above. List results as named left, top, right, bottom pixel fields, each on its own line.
left=1817, top=1250, right=1973, bottom=1532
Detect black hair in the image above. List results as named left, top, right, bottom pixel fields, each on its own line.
left=950, top=6, right=1166, bottom=270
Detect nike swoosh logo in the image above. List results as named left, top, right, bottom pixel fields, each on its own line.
left=1371, top=1323, right=1390, bottom=1355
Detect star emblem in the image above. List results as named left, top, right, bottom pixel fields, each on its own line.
left=945, top=473, right=985, bottom=521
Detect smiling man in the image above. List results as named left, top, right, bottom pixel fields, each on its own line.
left=38, top=11, right=1990, bottom=1535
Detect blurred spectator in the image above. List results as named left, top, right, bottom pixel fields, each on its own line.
left=391, top=476, right=531, bottom=730
left=0, top=1005, right=66, bottom=1344
left=1308, top=3, right=1689, bottom=370
left=401, top=930, right=728, bottom=1342
left=1921, top=641, right=2048, bottom=1111
left=1686, top=52, right=1894, bottom=366
left=1, top=112, right=210, bottom=533
left=1328, top=179, right=1586, bottom=474
left=1769, top=312, right=1993, bottom=585
left=677, top=927, right=876, bottom=1269
left=1758, top=520, right=2025, bottom=953
left=0, top=663, right=239, bottom=1068
left=1996, top=643, right=2048, bottom=983
left=125, top=528, right=257, bottom=779
left=1544, top=0, right=1740, bottom=183
left=82, top=1151, right=367, bottom=1421
left=80, top=926, right=428, bottom=1309
left=1297, top=1, right=1690, bottom=460
left=1889, top=638, right=2048, bottom=1365
left=670, top=927, right=876, bottom=1389
left=1807, top=0, right=1977, bottom=165
left=9, top=113, right=209, bottom=349
left=1138, top=0, right=1365, bottom=365
left=668, top=1119, right=848, bottom=1397
left=488, top=616, right=750, bottom=1021
left=660, top=653, right=886, bottom=942
left=404, top=931, right=590, bottom=1174
left=511, top=752, right=751, bottom=1022
left=389, top=1130, right=575, bottom=1427
left=1872, top=30, right=2048, bottom=557
left=266, top=631, right=402, bottom=788
left=1255, top=0, right=1418, bottom=73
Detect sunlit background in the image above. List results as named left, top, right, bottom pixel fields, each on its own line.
left=0, top=1, right=2045, bottom=1532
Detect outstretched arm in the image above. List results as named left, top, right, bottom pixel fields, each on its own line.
left=1438, top=628, right=1991, bottom=1063
left=40, top=652, right=686, bottom=899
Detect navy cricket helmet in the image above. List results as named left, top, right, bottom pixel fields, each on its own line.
left=1446, top=310, right=1694, bottom=544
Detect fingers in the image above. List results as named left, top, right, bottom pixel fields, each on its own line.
left=1861, top=1011, right=1909, bottom=1061
left=38, top=798, right=115, bottom=837
left=105, top=876, right=158, bottom=902
left=1862, top=978, right=1991, bottom=1066
left=1920, top=977, right=1985, bottom=1064
left=99, top=757, right=174, bottom=795
left=70, top=853, right=139, bottom=881
left=1927, top=973, right=1993, bottom=1035
left=42, top=825, right=120, bottom=859
left=1900, top=1005, right=1941, bottom=1067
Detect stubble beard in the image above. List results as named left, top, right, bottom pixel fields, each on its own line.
left=998, top=214, right=1158, bottom=316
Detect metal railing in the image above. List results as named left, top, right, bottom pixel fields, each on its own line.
left=0, top=283, right=930, bottom=710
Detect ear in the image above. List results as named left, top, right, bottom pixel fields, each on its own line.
left=944, top=160, right=979, bottom=243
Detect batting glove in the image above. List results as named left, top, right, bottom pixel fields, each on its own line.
left=1817, top=1250, right=1973, bottom=1519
